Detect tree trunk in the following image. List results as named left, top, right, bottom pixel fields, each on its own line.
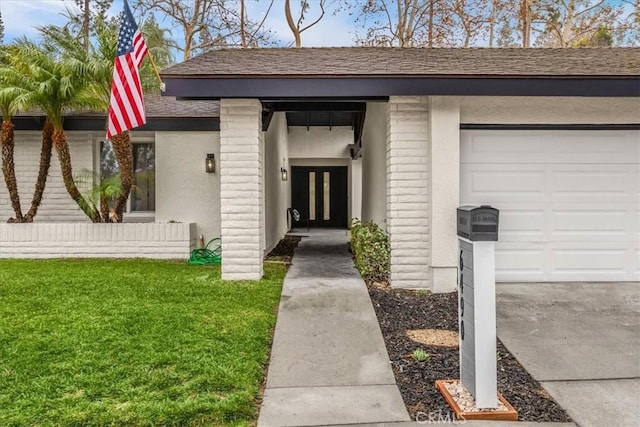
left=23, top=119, right=54, bottom=223
left=240, top=0, right=247, bottom=48
left=522, top=0, right=531, bottom=47
left=489, top=0, right=496, bottom=47
left=284, top=0, right=302, bottom=47
left=428, top=0, right=434, bottom=47
left=100, top=195, right=110, bottom=222
left=1, top=119, right=22, bottom=223
left=83, top=0, right=90, bottom=52
left=110, top=131, right=133, bottom=223
left=52, top=128, right=99, bottom=222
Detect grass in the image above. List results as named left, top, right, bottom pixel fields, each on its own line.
left=0, top=259, right=287, bottom=426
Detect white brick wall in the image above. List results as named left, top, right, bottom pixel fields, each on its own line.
left=0, top=222, right=195, bottom=259
left=386, top=97, right=431, bottom=289
left=0, top=131, right=94, bottom=222
left=219, top=99, right=264, bottom=280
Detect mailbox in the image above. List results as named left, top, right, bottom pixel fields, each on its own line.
left=457, top=205, right=499, bottom=241
left=457, top=204, right=500, bottom=408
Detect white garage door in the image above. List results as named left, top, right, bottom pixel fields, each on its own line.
left=461, top=130, right=639, bottom=282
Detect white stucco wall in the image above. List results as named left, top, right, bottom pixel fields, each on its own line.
left=0, top=130, right=95, bottom=222
left=429, top=97, right=461, bottom=292
left=264, top=112, right=290, bottom=253
left=155, top=131, right=220, bottom=245
left=288, top=126, right=353, bottom=159
left=361, top=102, right=388, bottom=225
left=460, top=97, right=640, bottom=124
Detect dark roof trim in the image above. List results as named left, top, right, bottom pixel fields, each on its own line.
left=13, top=117, right=221, bottom=132
left=163, top=77, right=639, bottom=98
left=265, top=101, right=367, bottom=112
left=461, top=123, right=640, bottom=130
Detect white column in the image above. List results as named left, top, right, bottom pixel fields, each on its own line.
left=429, top=97, right=461, bottom=292
left=219, top=99, right=264, bottom=280
left=386, top=96, right=431, bottom=289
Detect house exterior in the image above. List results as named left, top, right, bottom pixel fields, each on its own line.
left=1, top=47, right=639, bottom=291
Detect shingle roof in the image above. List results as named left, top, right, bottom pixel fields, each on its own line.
left=144, top=93, right=220, bottom=118
left=161, top=47, right=640, bottom=78
left=15, top=94, right=219, bottom=118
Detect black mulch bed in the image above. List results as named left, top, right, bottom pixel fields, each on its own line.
left=264, top=235, right=302, bottom=263
left=368, top=285, right=572, bottom=422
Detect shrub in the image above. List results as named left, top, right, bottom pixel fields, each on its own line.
left=350, top=218, right=390, bottom=283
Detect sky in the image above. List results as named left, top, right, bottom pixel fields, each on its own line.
left=0, top=0, right=357, bottom=48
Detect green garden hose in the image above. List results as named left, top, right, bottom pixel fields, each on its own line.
left=188, top=238, right=222, bottom=265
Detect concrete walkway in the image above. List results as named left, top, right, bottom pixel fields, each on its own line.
left=258, top=230, right=410, bottom=427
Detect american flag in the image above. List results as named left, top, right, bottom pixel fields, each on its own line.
left=106, top=0, right=148, bottom=139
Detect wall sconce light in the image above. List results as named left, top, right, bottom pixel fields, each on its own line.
left=205, top=153, right=215, bottom=173
left=280, top=167, right=288, bottom=181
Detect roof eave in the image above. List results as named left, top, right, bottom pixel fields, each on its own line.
left=161, top=76, right=640, bottom=99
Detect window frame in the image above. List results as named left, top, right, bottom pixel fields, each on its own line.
left=95, top=132, right=156, bottom=222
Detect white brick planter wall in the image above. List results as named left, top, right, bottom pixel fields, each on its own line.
left=0, top=223, right=196, bottom=259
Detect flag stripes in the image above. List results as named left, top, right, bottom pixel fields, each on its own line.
left=106, top=1, right=148, bottom=140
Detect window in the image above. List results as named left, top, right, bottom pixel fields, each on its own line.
left=100, top=141, right=155, bottom=213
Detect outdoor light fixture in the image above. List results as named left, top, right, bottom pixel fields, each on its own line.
left=280, top=167, right=288, bottom=181
left=206, top=154, right=215, bottom=173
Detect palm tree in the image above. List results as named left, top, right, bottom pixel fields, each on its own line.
left=41, top=23, right=123, bottom=222
left=0, top=44, right=56, bottom=223
left=0, top=63, right=23, bottom=222
left=45, top=18, right=172, bottom=222
left=9, top=35, right=101, bottom=221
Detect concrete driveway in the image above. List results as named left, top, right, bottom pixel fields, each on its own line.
left=496, top=283, right=640, bottom=427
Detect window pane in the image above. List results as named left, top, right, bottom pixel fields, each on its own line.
left=309, top=172, right=316, bottom=221
left=323, top=172, right=330, bottom=220
left=99, top=142, right=118, bottom=210
left=131, top=143, right=155, bottom=212
left=100, top=142, right=118, bottom=179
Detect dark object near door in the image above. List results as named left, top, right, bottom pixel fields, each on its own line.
left=287, top=208, right=309, bottom=231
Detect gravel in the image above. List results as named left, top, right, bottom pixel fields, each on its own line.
left=367, top=285, right=573, bottom=422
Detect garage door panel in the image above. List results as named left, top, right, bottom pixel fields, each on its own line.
left=552, top=132, right=638, bottom=163
left=472, top=171, right=544, bottom=194
left=461, top=129, right=639, bottom=282
left=461, top=165, right=546, bottom=203
left=552, top=249, right=626, bottom=273
left=499, top=209, right=546, bottom=241
left=463, top=132, right=545, bottom=162
left=496, top=246, right=545, bottom=275
left=551, top=170, right=630, bottom=200
left=461, top=130, right=639, bottom=165
left=552, top=210, right=629, bottom=240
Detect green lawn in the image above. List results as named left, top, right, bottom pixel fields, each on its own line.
left=0, top=259, right=286, bottom=426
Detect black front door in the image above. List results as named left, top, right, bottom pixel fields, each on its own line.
left=291, top=166, right=348, bottom=228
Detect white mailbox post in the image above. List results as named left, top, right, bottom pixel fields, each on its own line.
left=457, top=205, right=500, bottom=409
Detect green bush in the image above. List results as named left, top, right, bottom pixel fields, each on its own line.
left=350, top=218, right=390, bottom=283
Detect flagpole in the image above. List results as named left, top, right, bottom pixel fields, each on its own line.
left=146, top=51, right=166, bottom=92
